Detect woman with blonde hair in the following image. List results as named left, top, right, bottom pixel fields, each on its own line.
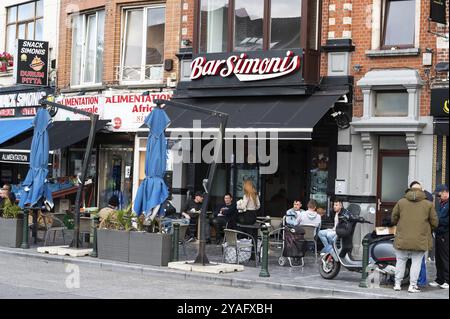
left=237, top=180, right=261, bottom=227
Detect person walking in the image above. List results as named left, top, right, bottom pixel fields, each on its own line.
left=391, top=182, right=438, bottom=293
left=429, top=184, right=449, bottom=289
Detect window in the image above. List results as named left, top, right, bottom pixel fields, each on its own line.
left=271, top=0, right=302, bottom=50
left=234, top=0, right=264, bottom=51
left=120, top=6, right=165, bottom=83
left=199, top=0, right=229, bottom=53
left=71, top=11, right=105, bottom=86
left=198, top=0, right=304, bottom=53
left=375, top=91, right=409, bottom=117
left=382, top=0, right=415, bottom=48
left=5, top=1, right=44, bottom=54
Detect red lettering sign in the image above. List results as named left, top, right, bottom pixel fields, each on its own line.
left=190, top=51, right=301, bottom=82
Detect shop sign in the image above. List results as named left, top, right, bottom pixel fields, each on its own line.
left=430, top=0, right=447, bottom=24
left=191, top=50, right=301, bottom=82
left=431, top=88, right=449, bottom=117
left=0, top=151, right=28, bottom=164
left=14, top=39, right=49, bottom=86
left=0, top=90, right=49, bottom=118
left=188, top=49, right=303, bottom=90
left=53, top=91, right=173, bottom=131
left=54, top=95, right=103, bottom=121
left=103, top=92, right=173, bottom=131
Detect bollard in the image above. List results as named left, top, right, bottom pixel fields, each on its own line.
left=90, top=215, right=99, bottom=257
left=20, top=210, right=29, bottom=249
left=259, top=224, right=270, bottom=277
left=172, top=223, right=180, bottom=262
left=359, top=235, right=370, bottom=288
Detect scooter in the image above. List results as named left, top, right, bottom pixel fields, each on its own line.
left=318, top=215, right=404, bottom=281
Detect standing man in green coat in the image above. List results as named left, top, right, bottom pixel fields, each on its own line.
left=391, top=181, right=439, bottom=293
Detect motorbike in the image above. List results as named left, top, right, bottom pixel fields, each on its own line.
left=318, top=212, right=408, bottom=282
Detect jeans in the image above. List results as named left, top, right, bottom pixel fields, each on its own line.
left=161, top=218, right=190, bottom=234
left=394, top=248, right=425, bottom=287
left=318, top=229, right=336, bottom=253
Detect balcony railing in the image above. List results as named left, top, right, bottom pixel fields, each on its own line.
left=115, top=64, right=164, bottom=84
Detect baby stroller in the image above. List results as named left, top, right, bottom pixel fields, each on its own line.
left=278, top=217, right=307, bottom=268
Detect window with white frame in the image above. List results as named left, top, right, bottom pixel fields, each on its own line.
left=375, top=90, right=409, bottom=117
left=120, top=6, right=166, bottom=83
left=71, top=11, right=105, bottom=86
left=382, top=0, right=415, bottom=48
left=5, top=1, right=44, bottom=54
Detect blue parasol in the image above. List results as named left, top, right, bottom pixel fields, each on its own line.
left=19, top=108, right=53, bottom=209
left=133, top=108, right=170, bottom=218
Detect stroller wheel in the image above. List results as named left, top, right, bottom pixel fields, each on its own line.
left=278, top=257, right=287, bottom=266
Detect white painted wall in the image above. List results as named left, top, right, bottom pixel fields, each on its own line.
left=0, top=0, right=59, bottom=87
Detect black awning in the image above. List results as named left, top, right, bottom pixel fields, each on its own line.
left=434, top=118, right=449, bottom=136
left=155, top=91, right=346, bottom=140
left=2, top=120, right=110, bottom=151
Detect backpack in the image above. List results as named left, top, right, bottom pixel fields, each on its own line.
left=335, top=219, right=353, bottom=238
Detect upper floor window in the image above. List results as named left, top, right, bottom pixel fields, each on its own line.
left=375, top=90, right=409, bottom=117
left=6, top=1, right=44, bottom=54
left=198, top=0, right=305, bottom=53
left=382, top=0, right=415, bottom=48
left=119, top=6, right=166, bottom=83
left=71, top=11, right=105, bottom=86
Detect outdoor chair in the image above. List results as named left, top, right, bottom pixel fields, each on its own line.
left=39, top=212, right=68, bottom=246
left=222, top=229, right=258, bottom=267
left=301, top=225, right=318, bottom=262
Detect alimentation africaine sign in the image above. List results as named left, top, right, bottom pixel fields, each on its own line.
left=190, top=50, right=302, bottom=82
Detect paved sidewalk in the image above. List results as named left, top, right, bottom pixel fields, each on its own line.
left=0, top=242, right=448, bottom=299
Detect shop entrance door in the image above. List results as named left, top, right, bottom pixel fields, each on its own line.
left=376, top=151, right=409, bottom=226
left=98, top=147, right=133, bottom=209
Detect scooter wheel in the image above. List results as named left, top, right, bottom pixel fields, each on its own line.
left=318, top=254, right=341, bottom=279
left=278, top=257, right=287, bottom=266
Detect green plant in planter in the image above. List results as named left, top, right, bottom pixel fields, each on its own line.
left=1, top=199, right=21, bottom=219
left=100, top=205, right=137, bottom=231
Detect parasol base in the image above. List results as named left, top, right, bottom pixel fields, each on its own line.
left=168, top=261, right=244, bottom=274
left=37, top=246, right=92, bottom=257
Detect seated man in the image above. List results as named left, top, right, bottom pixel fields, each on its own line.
left=285, top=199, right=304, bottom=227
left=318, top=199, right=350, bottom=254
left=160, top=193, right=189, bottom=234
left=98, top=195, right=119, bottom=228
left=0, top=184, right=16, bottom=209
left=183, top=191, right=205, bottom=240
left=298, top=199, right=321, bottom=234
left=212, top=193, right=238, bottom=244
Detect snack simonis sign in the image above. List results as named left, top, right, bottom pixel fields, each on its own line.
left=14, top=39, right=49, bottom=86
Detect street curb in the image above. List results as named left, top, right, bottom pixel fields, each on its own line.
left=0, top=247, right=406, bottom=299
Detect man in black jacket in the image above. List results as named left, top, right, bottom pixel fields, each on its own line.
left=183, top=192, right=204, bottom=240
left=212, top=193, right=238, bottom=244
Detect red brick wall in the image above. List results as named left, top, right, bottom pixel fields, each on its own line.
left=57, top=0, right=180, bottom=90
left=320, top=0, right=444, bottom=118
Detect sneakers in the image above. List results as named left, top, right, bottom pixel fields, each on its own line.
left=429, top=281, right=440, bottom=287
left=408, top=285, right=421, bottom=293
left=440, top=283, right=449, bottom=289
left=429, top=281, right=449, bottom=289
left=393, top=284, right=401, bottom=291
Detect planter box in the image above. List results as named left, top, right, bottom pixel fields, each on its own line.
left=0, top=217, right=24, bottom=248
left=97, top=229, right=172, bottom=266
left=97, top=229, right=129, bottom=262
left=129, top=232, right=172, bottom=266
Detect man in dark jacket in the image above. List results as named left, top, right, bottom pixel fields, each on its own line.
left=212, top=193, right=238, bottom=244
left=391, top=182, right=438, bottom=293
left=429, top=184, right=449, bottom=289
left=183, top=192, right=204, bottom=240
